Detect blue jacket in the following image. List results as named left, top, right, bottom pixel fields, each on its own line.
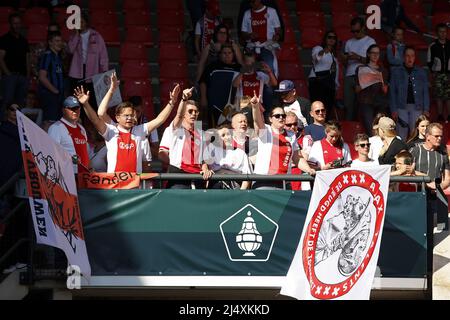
left=389, top=65, right=429, bottom=113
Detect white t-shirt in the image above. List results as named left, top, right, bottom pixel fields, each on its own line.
left=351, top=158, right=378, bottom=168
left=241, top=6, right=281, bottom=42
left=159, top=123, right=206, bottom=172
left=344, top=35, right=376, bottom=76
left=88, top=144, right=107, bottom=172
left=204, top=143, right=253, bottom=174
left=283, top=100, right=308, bottom=128
left=102, top=122, right=149, bottom=173
left=48, top=118, right=87, bottom=174
left=368, top=135, right=383, bottom=160
left=309, top=45, right=340, bottom=87
left=254, top=124, right=299, bottom=175
left=81, top=30, right=91, bottom=64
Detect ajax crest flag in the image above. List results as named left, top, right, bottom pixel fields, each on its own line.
left=281, top=166, right=390, bottom=300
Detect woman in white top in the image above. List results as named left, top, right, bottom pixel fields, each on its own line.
left=308, top=31, right=339, bottom=115
left=368, top=112, right=388, bottom=161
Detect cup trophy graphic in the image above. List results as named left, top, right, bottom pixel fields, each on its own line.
left=236, top=211, right=262, bottom=256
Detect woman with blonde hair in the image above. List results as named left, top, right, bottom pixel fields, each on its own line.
left=376, top=116, right=407, bottom=165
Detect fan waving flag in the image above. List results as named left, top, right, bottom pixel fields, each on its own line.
left=281, top=166, right=391, bottom=300
left=17, top=111, right=91, bottom=280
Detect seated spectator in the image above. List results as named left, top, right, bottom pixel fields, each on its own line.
left=21, top=90, right=43, bottom=127
left=275, top=80, right=310, bottom=127
left=195, top=0, right=221, bottom=58
left=199, top=44, right=241, bottom=126
left=240, top=0, right=281, bottom=76
left=355, top=44, right=388, bottom=134
left=159, top=87, right=214, bottom=189
left=196, top=24, right=243, bottom=83
left=251, top=93, right=315, bottom=189
left=308, top=120, right=352, bottom=170
left=309, top=31, right=339, bottom=116
left=204, top=124, right=252, bottom=189
left=47, top=96, right=89, bottom=174
left=304, top=101, right=327, bottom=142
left=386, top=27, right=405, bottom=70
left=76, top=73, right=179, bottom=174
left=232, top=50, right=277, bottom=109
left=351, top=133, right=378, bottom=168
left=38, top=32, right=65, bottom=121
left=376, top=116, right=408, bottom=165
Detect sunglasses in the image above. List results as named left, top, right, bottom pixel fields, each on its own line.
left=272, top=113, right=286, bottom=119
left=357, top=143, right=371, bottom=148
left=285, top=122, right=298, bottom=127
left=187, top=109, right=199, bottom=115
left=314, top=109, right=326, bottom=114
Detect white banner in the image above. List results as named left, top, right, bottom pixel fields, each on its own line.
left=281, top=166, right=391, bottom=300
left=17, top=111, right=91, bottom=280
left=92, top=69, right=122, bottom=107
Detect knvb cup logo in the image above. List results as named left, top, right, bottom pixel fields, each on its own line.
left=302, top=170, right=385, bottom=299
left=220, top=204, right=278, bottom=262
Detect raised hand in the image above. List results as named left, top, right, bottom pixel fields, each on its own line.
left=169, top=83, right=181, bottom=104
left=250, top=90, right=260, bottom=105
left=182, top=87, right=195, bottom=101
left=73, top=86, right=90, bottom=105
left=110, top=72, right=120, bottom=92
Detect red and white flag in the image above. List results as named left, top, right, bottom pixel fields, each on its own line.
left=17, top=111, right=91, bottom=280
left=281, top=166, right=390, bottom=300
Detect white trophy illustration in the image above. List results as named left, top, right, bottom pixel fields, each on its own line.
left=236, top=211, right=263, bottom=256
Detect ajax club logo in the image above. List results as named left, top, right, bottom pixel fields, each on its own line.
left=303, top=170, right=385, bottom=299
left=220, top=204, right=278, bottom=261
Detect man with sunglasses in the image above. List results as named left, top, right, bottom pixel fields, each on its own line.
left=343, top=17, right=375, bottom=121
left=274, top=80, right=310, bottom=128
left=47, top=96, right=89, bottom=174
left=304, top=101, right=327, bottom=142
left=350, top=133, right=378, bottom=168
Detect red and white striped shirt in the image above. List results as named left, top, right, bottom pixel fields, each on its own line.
left=242, top=6, right=281, bottom=42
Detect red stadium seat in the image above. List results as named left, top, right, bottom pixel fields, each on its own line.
left=330, top=0, right=356, bottom=13
left=94, top=25, right=120, bottom=46
left=124, top=9, right=151, bottom=26
left=347, top=143, right=359, bottom=160
left=159, top=79, right=188, bottom=104
left=335, top=26, right=353, bottom=43
left=125, top=25, right=153, bottom=46
left=120, top=43, right=148, bottom=63
left=403, top=14, right=428, bottom=33
left=403, top=32, right=428, bottom=50
left=0, top=7, right=14, bottom=23
left=156, top=0, right=184, bottom=11
left=406, top=0, right=425, bottom=15
left=122, top=78, right=152, bottom=99
left=363, top=0, right=382, bottom=11
left=433, top=0, right=450, bottom=13
left=292, top=79, right=309, bottom=98
left=332, top=12, right=358, bottom=29
left=277, top=44, right=300, bottom=63
left=60, top=25, right=72, bottom=42
left=278, top=62, right=305, bottom=81
left=158, top=42, right=188, bottom=62
left=159, top=61, right=188, bottom=81
left=121, top=60, right=150, bottom=79
left=296, top=0, right=321, bottom=12
left=298, top=11, right=325, bottom=29
left=0, top=22, right=8, bottom=35
left=300, top=27, right=324, bottom=48
left=123, top=0, right=149, bottom=10
left=158, top=27, right=184, bottom=43
left=90, top=10, right=118, bottom=27
left=340, top=121, right=366, bottom=143
left=23, top=7, right=50, bottom=26
left=283, top=27, right=297, bottom=44
left=157, top=10, right=185, bottom=28
left=367, top=29, right=388, bottom=49
left=26, top=24, right=47, bottom=44
left=89, top=0, right=115, bottom=10
left=432, top=12, right=449, bottom=27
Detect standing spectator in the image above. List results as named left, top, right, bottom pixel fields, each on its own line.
left=275, top=80, right=310, bottom=127
left=406, top=114, right=430, bottom=149
left=386, top=27, right=405, bottom=70
left=158, top=87, right=214, bottom=189
left=368, top=112, right=388, bottom=161
left=342, top=17, right=375, bottom=121
left=308, top=120, right=352, bottom=171
left=0, top=13, right=30, bottom=112
left=241, top=0, right=281, bottom=76
left=0, top=103, right=22, bottom=186
left=380, top=0, right=421, bottom=34
left=194, top=0, right=221, bottom=58
left=232, top=51, right=277, bottom=109
left=251, top=93, right=315, bottom=189
left=38, top=32, right=65, bottom=121
left=376, top=116, right=407, bottom=165
left=47, top=96, right=89, bottom=174
left=355, top=44, right=389, bottom=134
left=427, top=23, right=450, bottom=122
left=196, top=24, right=243, bottom=83
left=67, top=13, right=108, bottom=108
left=351, top=133, right=378, bottom=168
left=308, top=31, right=339, bottom=116
left=76, top=74, right=179, bottom=174
left=186, top=0, right=206, bottom=31
left=390, top=46, right=429, bottom=140
left=410, top=123, right=450, bottom=231
left=21, top=90, right=43, bottom=127
left=304, top=101, right=327, bottom=142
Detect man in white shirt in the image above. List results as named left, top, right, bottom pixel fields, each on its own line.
left=351, top=133, right=378, bottom=168
left=275, top=80, right=309, bottom=127
left=343, top=17, right=376, bottom=121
